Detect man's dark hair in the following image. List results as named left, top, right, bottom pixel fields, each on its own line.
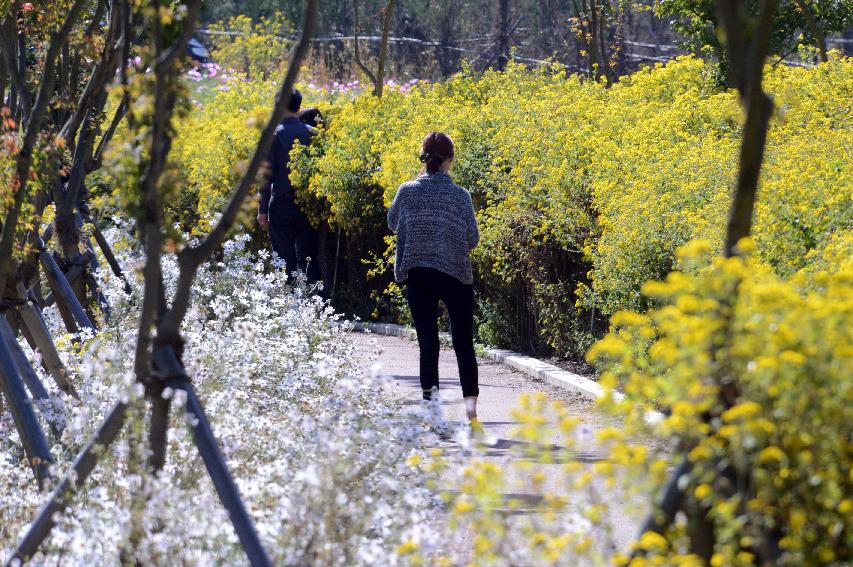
left=298, top=107, right=323, bottom=128
left=287, top=89, right=303, bottom=113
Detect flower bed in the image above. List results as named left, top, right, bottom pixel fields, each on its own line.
left=1, top=232, right=437, bottom=565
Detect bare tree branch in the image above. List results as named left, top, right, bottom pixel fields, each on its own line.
left=91, top=99, right=128, bottom=170
left=60, top=0, right=125, bottom=146
left=352, top=0, right=396, bottom=97
left=771, top=46, right=800, bottom=67
left=67, top=0, right=107, bottom=102
left=352, top=0, right=379, bottom=89
left=157, top=0, right=203, bottom=70
left=374, top=0, right=397, bottom=96
left=0, top=16, right=32, bottom=119
left=60, top=94, right=106, bottom=205
left=61, top=0, right=132, bottom=209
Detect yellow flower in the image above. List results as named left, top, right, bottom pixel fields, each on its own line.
left=721, top=402, right=762, bottom=423
left=758, top=446, right=786, bottom=464
left=779, top=350, right=806, bottom=366
left=396, top=540, right=419, bottom=555
left=453, top=500, right=474, bottom=514
left=694, top=484, right=712, bottom=500
left=406, top=454, right=422, bottom=467
left=636, top=530, right=668, bottom=552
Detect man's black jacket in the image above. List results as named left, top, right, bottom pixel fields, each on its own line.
left=259, top=116, right=314, bottom=215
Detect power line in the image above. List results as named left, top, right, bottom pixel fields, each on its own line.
left=197, top=29, right=832, bottom=72
left=197, top=29, right=557, bottom=66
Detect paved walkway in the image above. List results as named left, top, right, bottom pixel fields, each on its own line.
left=349, top=331, right=644, bottom=557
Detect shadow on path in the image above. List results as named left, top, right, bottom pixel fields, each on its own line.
left=440, top=437, right=605, bottom=463
left=440, top=490, right=582, bottom=516
left=389, top=374, right=519, bottom=390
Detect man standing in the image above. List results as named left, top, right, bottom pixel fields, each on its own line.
left=257, top=89, right=321, bottom=285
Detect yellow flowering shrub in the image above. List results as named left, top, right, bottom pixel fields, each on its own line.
left=159, top=55, right=851, bottom=353
left=587, top=57, right=852, bottom=316
left=170, top=79, right=275, bottom=231
left=289, top=56, right=851, bottom=354
left=586, top=240, right=852, bottom=565
left=207, top=13, right=293, bottom=80
left=430, top=239, right=850, bottom=565
left=159, top=79, right=338, bottom=233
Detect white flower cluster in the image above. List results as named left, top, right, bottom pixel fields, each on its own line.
left=1, top=230, right=438, bottom=565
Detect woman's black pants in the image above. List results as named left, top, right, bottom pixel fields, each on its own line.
left=406, top=267, right=479, bottom=400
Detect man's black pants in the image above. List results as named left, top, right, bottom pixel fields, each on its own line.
left=269, top=198, right=321, bottom=285
left=406, top=266, right=479, bottom=400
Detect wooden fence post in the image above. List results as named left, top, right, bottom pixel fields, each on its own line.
left=0, top=320, right=54, bottom=488
left=85, top=215, right=133, bottom=295
left=39, top=240, right=95, bottom=332
left=0, top=315, right=65, bottom=438
left=0, top=315, right=50, bottom=402
left=11, top=401, right=128, bottom=562
left=154, top=344, right=271, bottom=566
left=75, top=211, right=112, bottom=319
left=14, top=284, right=77, bottom=397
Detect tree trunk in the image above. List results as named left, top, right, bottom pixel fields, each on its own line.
left=53, top=201, right=90, bottom=319
left=436, top=6, right=458, bottom=77
left=598, top=2, right=608, bottom=81
left=793, top=0, right=828, bottom=62
left=632, top=1, right=779, bottom=561
left=16, top=28, right=26, bottom=123
left=0, top=55, right=6, bottom=106
left=374, top=0, right=397, bottom=96
left=495, top=0, right=511, bottom=71
left=580, top=0, right=601, bottom=79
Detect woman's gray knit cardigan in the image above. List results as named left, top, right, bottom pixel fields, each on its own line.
left=387, top=171, right=479, bottom=284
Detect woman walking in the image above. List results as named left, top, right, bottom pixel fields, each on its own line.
left=387, top=132, right=481, bottom=427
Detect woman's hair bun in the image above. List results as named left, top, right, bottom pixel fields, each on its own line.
left=420, top=132, right=454, bottom=174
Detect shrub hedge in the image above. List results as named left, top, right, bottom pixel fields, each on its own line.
left=163, top=55, right=852, bottom=359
